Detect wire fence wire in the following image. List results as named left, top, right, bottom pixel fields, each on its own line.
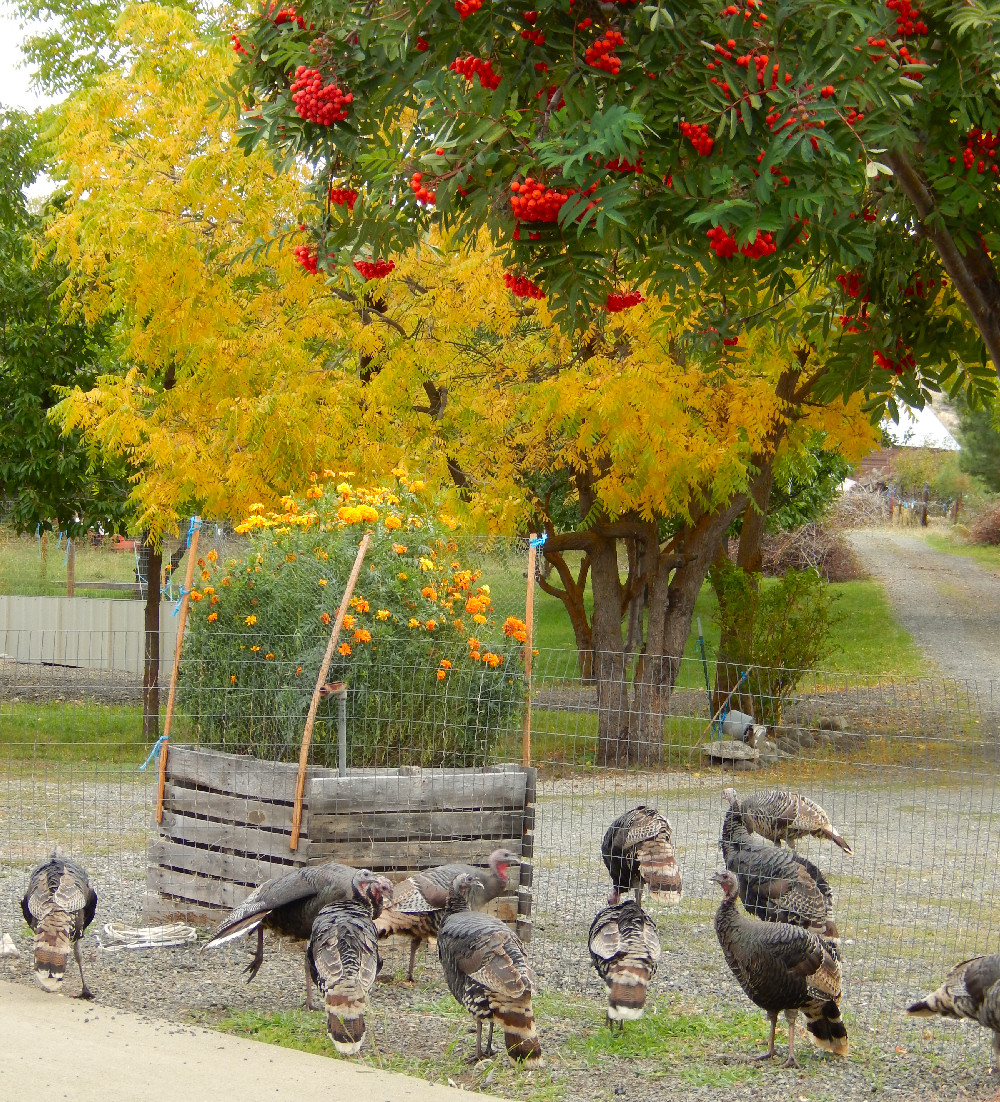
left=2, top=572, right=1000, bottom=1073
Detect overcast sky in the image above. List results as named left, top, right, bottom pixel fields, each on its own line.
left=0, top=10, right=52, bottom=112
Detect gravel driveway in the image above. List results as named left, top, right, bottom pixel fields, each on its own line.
left=847, top=528, right=1000, bottom=695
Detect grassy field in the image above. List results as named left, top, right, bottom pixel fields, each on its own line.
left=0, top=528, right=140, bottom=598
left=0, top=702, right=150, bottom=765
left=924, top=530, right=1000, bottom=574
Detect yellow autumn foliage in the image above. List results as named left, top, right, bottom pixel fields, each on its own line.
left=46, top=5, right=878, bottom=543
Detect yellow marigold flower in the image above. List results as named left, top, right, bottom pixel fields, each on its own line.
left=338, top=643, right=352, bottom=656
left=385, top=516, right=402, bottom=531
left=309, top=471, right=318, bottom=482
left=190, top=591, right=203, bottom=601
left=281, top=495, right=298, bottom=514
left=337, top=482, right=353, bottom=498
left=245, top=615, right=257, bottom=626
left=480, top=585, right=491, bottom=597
left=453, top=620, right=464, bottom=631
left=230, top=674, right=237, bottom=684
left=421, top=586, right=437, bottom=601
left=392, top=543, right=407, bottom=554
left=201, top=569, right=211, bottom=581
left=198, top=558, right=206, bottom=568
left=249, top=503, right=264, bottom=513
left=391, top=466, right=406, bottom=478
left=437, top=669, right=446, bottom=681
left=265, top=652, right=274, bottom=661
left=318, top=578, right=327, bottom=586
left=208, top=612, right=218, bottom=623
left=439, top=513, right=458, bottom=530
left=321, top=612, right=331, bottom=626
left=376, top=609, right=391, bottom=621
left=398, top=572, right=407, bottom=581
left=408, top=618, right=420, bottom=628
left=285, top=553, right=297, bottom=562
left=419, top=557, right=435, bottom=572
left=343, top=615, right=355, bottom=629
left=353, top=629, right=372, bottom=644
left=323, top=469, right=335, bottom=479
left=357, top=505, right=378, bottom=523
left=410, top=480, right=425, bottom=492
left=207, top=549, right=218, bottom=563
left=408, top=516, right=423, bottom=528
left=251, top=645, right=261, bottom=653
left=210, top=596, right=219, bottom=605
left=425, top=619, right=437, bottom=631
left=473, top=613, right=487, bottom=625
left=203, top=586, right=215, bottom=596
left=354, top=598, right=370, bottom=613
left=222, top=577, right=231, bottom=586
left=468, top=637, right=480, bottom=650
left=440, top=659, right=452, bottom=670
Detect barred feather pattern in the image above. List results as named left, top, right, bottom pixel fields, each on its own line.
left=713, top=872, right=848, bottom=1058
left=601, top=806, right=682, bottom=904
left=721, top=809, right=839, bottom=939
left=589, top=901, right=661, bottom=1022
left=438, top=907, right=543, bottom=1065
left=725, top=787, right=853, bottom=855
left=308, top=899, right=380, bottom=1055
left=20, top=850, right=97, bottom=996
left=908, top=955, right=1000, bottom=1066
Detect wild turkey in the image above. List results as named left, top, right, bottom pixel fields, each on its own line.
left=588, top=900, right=661, bottom=1028
left=721, top=804, right=838, bottom=939
left=204, top=862, right=389, bottom=1006
left=20, top=850, right=98, bottom=998
left=437, top=872, right=543, bottom=1065
left=724, top=787, right=853, bottom=855
left=712, top=869, right=848, bottom=1067
left=601, top=806, right=682, bottom=906
left=907, top=955, right=1000, bottom=1068
left=374, top=848, right=520, bottom=982
left=307, top=873, right=387, bottom=1055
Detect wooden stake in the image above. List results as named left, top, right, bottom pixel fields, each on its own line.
left=290, top=532, right=372, bottom=851
left=156, top=519, right=202, bottom=824
left=522, top=534, right=538, bottom=768
left=66, top=538, right=75, bottom=598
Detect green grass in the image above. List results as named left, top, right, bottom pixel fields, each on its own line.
left=0, top=702, right=149, bottom=765
left=924, top=529, right=1000, bottom=573
left=0, top=528, right=142, bottom=597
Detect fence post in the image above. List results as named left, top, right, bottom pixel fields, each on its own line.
left=290, top=531, right=372, bottom=851
left=156, top=517, right=201, bottom=824
left=522, top=534, right=538, bottom=768
left=922, top=482, right=930, bottom=527
left=66, top=538, right=75, bottom=597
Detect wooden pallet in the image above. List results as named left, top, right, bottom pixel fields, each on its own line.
left=145, top=746, right=535, bottom=941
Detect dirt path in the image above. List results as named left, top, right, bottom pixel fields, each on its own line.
left=847, top=528, right=1000, bottom=692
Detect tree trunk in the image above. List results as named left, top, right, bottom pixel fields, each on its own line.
left=537, top=549, right=594, bottom=680
left=590, top=535, right=634, bottom=766
left=142, top=544, right=162, bottom=745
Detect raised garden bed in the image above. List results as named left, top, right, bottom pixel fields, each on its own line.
left=145, top=745, right=535, bottom=940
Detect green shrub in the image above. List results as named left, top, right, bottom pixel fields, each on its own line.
left=177, top=478, right=525, bottom=766
left=710, top=561, right=838, bottom=726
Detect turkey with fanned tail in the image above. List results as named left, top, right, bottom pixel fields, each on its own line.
left=21, top=849, right=98, bottom=998
left=712, top=870, right=847, bottom=1067
left=588, top=900, right=661, bottom=1028
left=601, top=806, right=682, bottom=906
left=307, top=871, right=388, bottom=1055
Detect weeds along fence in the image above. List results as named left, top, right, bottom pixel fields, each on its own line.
left=2, top=621, right=1000, bottom=1067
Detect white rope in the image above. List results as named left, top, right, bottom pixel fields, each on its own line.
left=97, top=921, right=197, bottom=952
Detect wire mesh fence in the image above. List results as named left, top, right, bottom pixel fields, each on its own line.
left=3, top=579, right=1000, bottom=1077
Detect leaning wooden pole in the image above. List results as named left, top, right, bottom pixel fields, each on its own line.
left=290, top=531, right=372, bottom=851
left=522, top=534, right=538, bottom=768
left=156, top=518, right=201, bottom=824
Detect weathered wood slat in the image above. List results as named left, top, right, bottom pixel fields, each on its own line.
left=518, top=863, right=534, bottom=888
left=520, top=831, right=534, bottom=859
left=309, top=770, right=527, bottom=815
left=165, top=745, right=334, bottom=804
left=306, top=838, right=522, bottom=868
left=162, top=783, right=299, bottom=832
left=309, top=809, right=523, bottom=843
left=146, top=864, right=253, bottom=910
left=157, top=809, right=309, bottom=861
left=147, top=838, right=299, bottom=887
left=143, top=896, right=226, bottom=927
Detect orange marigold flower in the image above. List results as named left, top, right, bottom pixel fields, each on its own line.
left=503, top=616, right=528, bottom=643
left=440, top=659, right=452, bottom=669
left=437, top=669, right=447, bottom=681
left=251, top=645, right=261, bottom=652
left=352, top=598, right=370, bottom=613
left=285, top=553, right=297, bottom=562
left=392, top=543, right=407, bottom=554
left=471, top=651, right=481, bottom=662
left=265, top=652, right=274, bottom=660
left=421, top=586, right=437, bottom=600
left=207, top=549, right=218, bottom=563
left=343, top=615, right=355, bottom=629
left=338, top=643, right=352, bottom=656
left=211, top=595, right=219, bottom=605
left=296, top=666, right=303, bottom=676
left=245, top=614, right=257, bottom=625
left=230, top=674, right=237, bottom=684
left=468, top=637, right=480, bottom=650
left=203, top=586, right=215, bottom=596
left=208, top=612, right=218, bottom=623
left=473, top=613, right=487, bottom=625
left=221, top=577, right=231, bottom=586
left=201, top=569, right=211, bottom=581
left=453, top=620, right=464, bottom=631
left=398, top=572, right=407, bottom=580
left=425, top=619, right=437, bottom=631
left=385, top=516, right=402, bottom=530
left=408, top=618, right=420, bottom=628
left=198, top=558, right=205, bottom=568
left=190, top=591, right=203, bottom=601
left=318, top=578, right=327, bottom=586
left=321, top=612, right=331, bottom=625
left=353, top=629, right=372, bottom=644
left=376, top=609, right=391, bottom=621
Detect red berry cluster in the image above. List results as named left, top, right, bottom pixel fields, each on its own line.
left=585, top=30, right=625, bottom=75
left=903, top=276, right=939, bottom=298
left=291, top=68, right=352, bottom=125
left=455, top=0, right=481, bottom=17
left=329, top=187, right=358, bottom=209
left=450, top=55, right=502, bottom=90
left=707, top=226, right=738, bottom=258
left=950, top=127, right=1000, bottom=175
left=874, top=344, right=915, bottom=374
left=680, top=121, right=714, bottom=156
left=504, top=272, right=545, bottom=299
left=836, top=272, right=870, bottom=300
left=510, top=178, right=597, bottom=223
left=720, top=0, right=767, bottom=26
left=603, top=154, right=643, bottom=174
left=231, top=34, right=248, bottom=54
left=268, top=6, right=306, bottom=27
left=353, top=259, right=395, bottom=280
left=723, top=335, right=740, bottom=346
left=707, top=227, right=776, bottom=259
left=886, top=0, right=927, bottom=37
left=523, top=10, right=537, bottom=22
left=293, top=244, right=318, bottom=273
left=603, top=290, right=643, bottom=312
left=740, top=230, right=777, bottom=259
left=416, top=35, right=429, bottom=50
left=410, top=172, right=436, bottom=206
left=521, top=27, right=546, bottom=45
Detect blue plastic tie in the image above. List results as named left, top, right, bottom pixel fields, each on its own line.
left=172, top=585, right=191, bottom=616
left=63, top=537, right=72, bottom=567
left=186, top=516, right=203, bottom=547
left=529, top=533, right=547, bottom=549
left=139, top=734, right=168, bottom=771
left=56, top=532, right=63, bottom=551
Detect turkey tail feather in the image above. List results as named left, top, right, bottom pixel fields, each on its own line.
left=326, top=994, right=367, bottom=1056
left=823, top=829, right=854, bottom=857
left=202, top=911, right=267, bottom=950
left=607, top=967, right=650, bottom=1021
left=496, top=1001, right=544, bottom=1065
left=33, top=912, right=72, bottom=992
left=638, top=842, right=682, bottom=901
left=907, top=990, right=958, bottom=1019
left=807, top=1001, right=849, bottom=1055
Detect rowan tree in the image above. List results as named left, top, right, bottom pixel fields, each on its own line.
left=223, top=0, right=1000, bottom=410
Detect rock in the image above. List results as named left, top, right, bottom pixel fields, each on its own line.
left=1, top=932, right=19, bottom=957
left=819, top=716, right=848, bottom=732
left=701, top=739, right=760, bottom=770
left=795, top=730, right=817, bottom=749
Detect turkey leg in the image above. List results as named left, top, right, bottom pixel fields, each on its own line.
left=406, top=937, right=420, bottom=983
left=74, top=940, right=93, bottom=1000
left=304, top=954, right=316, bottom=1010
left=244, top=926, right=265, bottom=982
left=782, top=1010, right=800, bottom=1068
left=751, top=1011, right=778, bottom=1061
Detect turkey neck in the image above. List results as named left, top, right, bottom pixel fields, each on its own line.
left=720, top=808, right=752, bottom=861
left=443, top=889, right=474, bottom=918
left=713, top=886, right=742, bottom=943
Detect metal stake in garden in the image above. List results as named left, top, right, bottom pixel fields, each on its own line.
left=522, top=533, right=540, bottom=768
left=156, top=517, right=201, bottom=824
left=289, top=531, right=372, bottom=851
